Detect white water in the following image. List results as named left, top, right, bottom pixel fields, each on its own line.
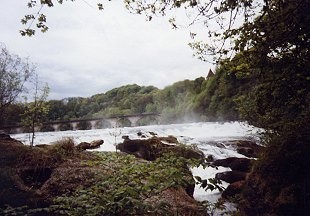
left=11, top=121, right=261, bottom=208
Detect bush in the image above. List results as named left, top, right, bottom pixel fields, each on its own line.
left=49, top=137, right=76, bottom=157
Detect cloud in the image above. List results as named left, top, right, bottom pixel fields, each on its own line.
left=0, top=0, right=213, bottom=100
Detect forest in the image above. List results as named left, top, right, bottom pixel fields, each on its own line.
left=1, top=64, right=248, bottom=130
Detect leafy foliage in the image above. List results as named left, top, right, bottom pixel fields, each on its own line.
left=0, top=44, right=34, bottom=125
left=21, top=76, right=50, bottom=146
left=49, top=152, right=200, bottom=215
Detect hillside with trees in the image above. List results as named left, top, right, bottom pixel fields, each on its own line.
left=2, top=64, right=251, bottom=130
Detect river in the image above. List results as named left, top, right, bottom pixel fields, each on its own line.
left=12, top=121, right=261, bottom=211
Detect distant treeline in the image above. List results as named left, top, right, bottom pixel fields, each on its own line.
left=3, top=61, right=254, bottom=127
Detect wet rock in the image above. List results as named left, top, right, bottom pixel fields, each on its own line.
left=76, top=139, right=104, bottom=151
left=216, top=171, right=247, bottom=183
left=149, top=131, right=157, bottom=136
left=237, top=147, right=255, bottom=157
left=213, top=157, right=254, bottom=172
left=223, top=140, right=263, bottom=158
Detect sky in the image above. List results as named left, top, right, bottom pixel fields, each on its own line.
left=0, top=0, right=213, bottom=100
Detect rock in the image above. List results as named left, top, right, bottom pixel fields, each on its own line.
left=149, top=131, right=157, bottom=136
left=146, top=188, right=205, bottom=215
left=117, top=136, right=204, bottom=161
left=0, top=133, right=23, bottom=146
left=223, top=140, right=263, bottom=158
left=90, top=139, right=104, bottom=148
left=215, top=171, right=247, bottom=183
left=76, top=142, right=90, bottom=151
left=117, top=138, right=153, bottom=160
left=0, top=133, right=12, bottom=140
left=122, top=135, right=130, bottom=140
left=213, top=157, right=254, bottom=172
left=206, top=154, right=214, bottom=162
left=35, top=144, right=50, bottom=149
left=76, top=139, right=104, bottom=151
left=222, top=180, right=245, bottom=198
left=158, top=135, right=179, bottom=144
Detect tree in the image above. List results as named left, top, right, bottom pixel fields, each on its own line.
left=0, top=44, right=34, bottom=125
left=21, top=75, right=49, bottom=146
left=125, top=0, right=310, bottom=214
left=21, top=0, right=103, bottom=36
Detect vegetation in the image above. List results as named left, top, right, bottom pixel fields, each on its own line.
left=3, top=72, right=247, bottom=131
left=21, top=75, right=50, bottom=146
left=0, top=135, right=212, bottom=215
left=51, top=153, right=197, bottom=215
left=0, top=44, right=34, bottom=125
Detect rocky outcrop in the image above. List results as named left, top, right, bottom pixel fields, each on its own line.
left=0, top=135, right=205, bottom=215
left=222, top=180, right=245, bottom=199
left=116, top=136, right=204, bottom=161
left=146, top=188, right=205, bottom=216
left=215, top=171, right=247, bottom=184
left=0, top=133, right=23, bottom=144
left=76, top=139, right=104, bottom=151
left=0, top=133, right=12, bottom=140
left=213, top=157, right=254, bottom=172
left=222, top=139, right=263, bottom=158
left=213, top=157, right=254, bottom=199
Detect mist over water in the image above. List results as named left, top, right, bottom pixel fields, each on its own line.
left=12, top=121, right=261, bottom=206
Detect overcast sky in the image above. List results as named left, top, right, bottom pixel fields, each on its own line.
left=1, top=0, right=213, bottom=100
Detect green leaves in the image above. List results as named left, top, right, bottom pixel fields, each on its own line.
left=195, top=176, right=225, bottom=192
left=51, top=152, right=196, bottom=215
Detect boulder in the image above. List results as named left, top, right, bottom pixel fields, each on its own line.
left=222, top=180, right=245, bottom=198
left=213, top=157, right=254, bottom=172
left=149, top=131, right=157, bottom=136
left=223, top=140, right=263, bottom=158
left=76, top=142, right=90, bottom=151
left=215, top=171, right=247, bottom=183
left=146, top=188, right=205, bottom=215
left=90, top=139, right=104, bottom=148
left=117, top=136, right=204, bottom=161
left=76, top=139, right=104, bottom=151
left=157, top=135, right=179, bottom=144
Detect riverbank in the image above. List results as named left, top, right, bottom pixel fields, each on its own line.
left=0, top=134, right=207, bottom=215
